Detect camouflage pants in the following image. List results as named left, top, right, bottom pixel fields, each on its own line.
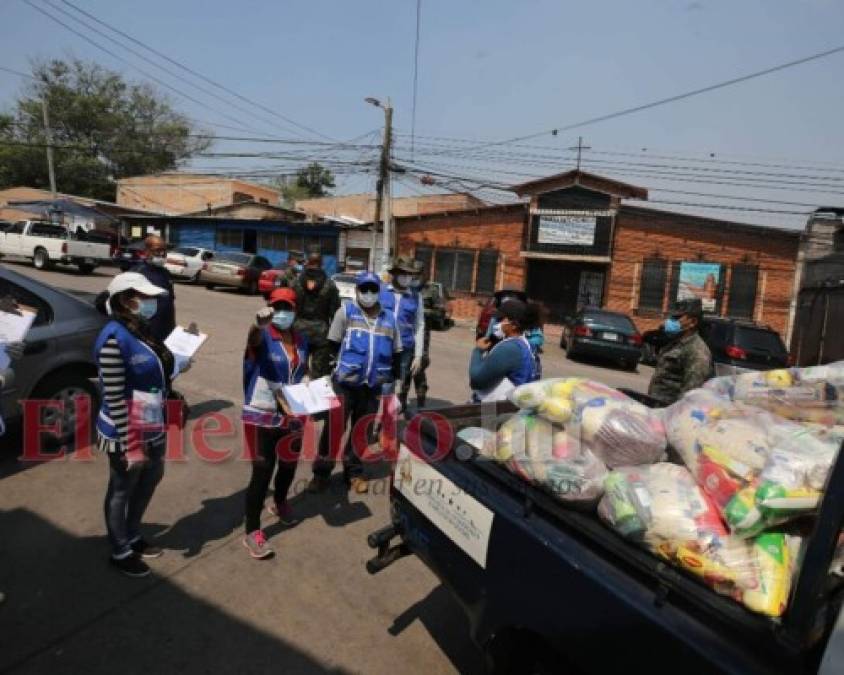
left=412, top=354, right=430, bottom=398
left=308, top=343, right=335, bottom=379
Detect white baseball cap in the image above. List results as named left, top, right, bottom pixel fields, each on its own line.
left=107, top=272, right=167, bottom=298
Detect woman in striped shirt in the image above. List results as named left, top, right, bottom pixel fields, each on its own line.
left=95, top=272, right=175, bottom=578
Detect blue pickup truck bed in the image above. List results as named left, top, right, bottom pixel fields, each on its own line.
left=368, top=402, right=844, bottom=674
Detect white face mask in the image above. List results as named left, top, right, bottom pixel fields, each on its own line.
left=357, top=291, right=379, bottom=308
left=149, top=256, right=166, bottom=267
left=493, top=322, right=506, bottom=340
left=395, top=274, right=412, bottom=288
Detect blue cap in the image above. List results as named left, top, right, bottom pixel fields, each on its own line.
left=355, top=271, right=381, bottom=287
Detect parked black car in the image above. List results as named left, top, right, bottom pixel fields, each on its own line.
left=641, top=317, right=790, bottom=375
left=112, top=240, right=147, bottom=271
left=559, top=307, right=642, bottom=370
left=701, top=317, right=790, bottom=376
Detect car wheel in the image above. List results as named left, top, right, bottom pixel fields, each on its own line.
left=30, top=371, right=99, bottom=450
left=206, top=283, right=216, bottom=290
left=33, top=248, right=51, bottom=270
left=559, top=333, right=567, bottom=349
left=622, top=359, right=638, bottom=372
left=77, top=263, right=96, bottom=274
left=565, top=342, right=576, bottom=360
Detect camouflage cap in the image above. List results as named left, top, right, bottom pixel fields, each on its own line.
left=389, top=255, right=418, bottom=274
left=670, top=297, right=704, bottom=319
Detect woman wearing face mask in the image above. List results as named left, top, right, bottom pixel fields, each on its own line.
left=470, top=299, right=540, bottom=402
left=242, top=287, right=309, bottom=559
left=95, top=272, right=175, bottom=578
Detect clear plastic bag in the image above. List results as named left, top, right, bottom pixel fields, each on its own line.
left=665, top=393, right=839, bottom=538
left=510, top=378, right=667, bottom=467
left=598, top=463, right=798, bottom=617
left=496, top=412, right=607, bottom=504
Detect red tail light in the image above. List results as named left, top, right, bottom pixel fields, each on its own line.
left=573, top=325, right=593, bottom=337
left=629, top=333, right=643, bottom=346
left=61, top=242, right=68, bottom=254
left=725, top=345, right=747, bottom=360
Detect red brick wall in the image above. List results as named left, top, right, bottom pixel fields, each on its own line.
left=396, top=206, right=528, bottom=322
left=607, top=207, right=800, bottom=338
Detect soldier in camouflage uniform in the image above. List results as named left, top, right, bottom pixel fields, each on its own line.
left=292, top=253, right=340, bottom=377
left=647, top=298, right=713, bottom=405
left=410, top=261, right=431, bottom=407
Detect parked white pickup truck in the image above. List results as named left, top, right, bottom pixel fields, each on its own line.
left=0, top=220, right=112, bottom=274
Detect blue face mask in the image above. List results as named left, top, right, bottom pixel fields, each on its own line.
left=134, top=298, right=158, bottom=320
left=272, top=310, right=296, bottom=330
left=663, top=317, right=683, bottom=335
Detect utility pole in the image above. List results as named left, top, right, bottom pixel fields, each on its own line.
left=367, top=97, right=393, bottom=272
left=41, top=97, right=57, bottom=196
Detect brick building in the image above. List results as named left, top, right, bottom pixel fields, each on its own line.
left=116, top=174, right=281, bottom=215
left=394, top=170, right=803, bottom=342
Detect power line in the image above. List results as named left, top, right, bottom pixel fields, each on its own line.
left=483, top=42, right=844, bottom=147
left=0, top=65, right=38, bottom=81
left=410, top=0, right=422, bottom=160
left=20, top=0, right=269, bottom=136
left=41, top=0, right=300, bottom=138
left=59, top=0, right=336, bottom=142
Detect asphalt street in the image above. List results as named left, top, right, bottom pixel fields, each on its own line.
left=0, top=262, right=652, bottom=674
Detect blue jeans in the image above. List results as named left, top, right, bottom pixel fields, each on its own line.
left=103, top=438, right=166, bottom=558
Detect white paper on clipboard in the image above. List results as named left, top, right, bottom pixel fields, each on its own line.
left=280, top=376, right=339, bottom=415
left=0, top=306, right=36, bottom=343
left=165, top=326, right=208, bottom=377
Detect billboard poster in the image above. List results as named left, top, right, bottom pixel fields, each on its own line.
left=677, top=261, right=722, bottom=312
left=537, top=216, right=596, bottom=246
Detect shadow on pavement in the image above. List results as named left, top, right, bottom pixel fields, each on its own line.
left=272, top=474, right=373, bottom=533
left=0, top=507, right=343, bottom=674
left=388, top=584, right=484, bottom=675
left=154, top=489, right=246, bottom=558
left=187, top=398, right=235, bottom=419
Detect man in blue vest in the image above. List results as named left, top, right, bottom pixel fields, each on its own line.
left=309, top=271, right=402, bottom=494
left=379, top=256, right=425, bottom=413
left=131, top=235, right=176, bottom=343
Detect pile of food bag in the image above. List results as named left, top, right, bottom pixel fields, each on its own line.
left=453, top=363, right=844, bottom=618
left=597, top=463, right=800, bottom=617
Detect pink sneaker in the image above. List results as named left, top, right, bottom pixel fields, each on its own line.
left=243, top=530, right=273, bottom=559
left=267, top=501, right=300, bottom=526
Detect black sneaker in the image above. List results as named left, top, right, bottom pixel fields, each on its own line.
left=110, top=554, right=151, bottom=578
left=131, top=539, right=164, bottom=559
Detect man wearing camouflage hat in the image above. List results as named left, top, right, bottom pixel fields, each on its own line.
left=647, top=297, right=713, bottom=405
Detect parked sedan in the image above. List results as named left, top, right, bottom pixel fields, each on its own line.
left=0, top=265, right=104, bottom=447
left=700, top=316, right=790, bottom=377
left=561, top=308, right=642, bottom=370
left=199, top=252, right=272, bottom=294
left=165, top=246, right=214, bottom=282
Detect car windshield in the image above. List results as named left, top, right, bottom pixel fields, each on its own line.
left=217, top=253, right=252, bottom=266
left=583, top=312, right=635, bottom=331
left=175, top=247, right=199, bottom=257
left=333, top=274, right=357, bottom=284
left=735, top=326, right=787, bottom=354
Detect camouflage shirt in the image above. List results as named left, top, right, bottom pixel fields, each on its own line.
left=647, top=331, right=712, bottom=405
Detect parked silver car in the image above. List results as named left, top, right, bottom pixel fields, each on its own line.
left=0, top=265, right=104, bottom=447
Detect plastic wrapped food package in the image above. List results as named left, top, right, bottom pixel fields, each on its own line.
left=597, top=464, right=798, bottom=617
left=510, top=378, right=668, bottom=468
left=665, top=394, right=839, bottom=538
left=704, top=360, right=844, bottom=426
left=495, top=412, right=607, bottom=504
left=456, top=426, right=499, bottom=459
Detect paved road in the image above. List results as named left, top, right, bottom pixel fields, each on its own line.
left=0, top=262, right=652, bottom=674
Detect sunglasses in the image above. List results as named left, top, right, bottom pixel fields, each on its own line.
left=358, top=284, right=379, bottom=294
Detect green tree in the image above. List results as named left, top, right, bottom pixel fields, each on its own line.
left=267, top=162, right=336, bottom=207
left=0, top=59, right=212, bottom=201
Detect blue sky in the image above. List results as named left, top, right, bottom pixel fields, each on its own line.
left=1, top=0, right=843, bottom=227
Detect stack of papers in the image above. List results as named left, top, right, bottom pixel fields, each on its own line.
left=280, top=376, right=340, bottom=415
left=164, top=326, right=208, bottom=378
left=0, top=305, right=36, bottom=370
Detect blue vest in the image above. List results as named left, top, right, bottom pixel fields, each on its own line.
left=243, top=328, right=308, bottom=427
left=379, top=287, right=420, bottom=351
left=494, top=335, right=539, bottom=386
left=334, top=302, right=398, bottom=389
left=94, top=320, right=167, bottom=443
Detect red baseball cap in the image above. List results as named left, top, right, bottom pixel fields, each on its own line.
left=269, top=287, right=297, bottom=306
